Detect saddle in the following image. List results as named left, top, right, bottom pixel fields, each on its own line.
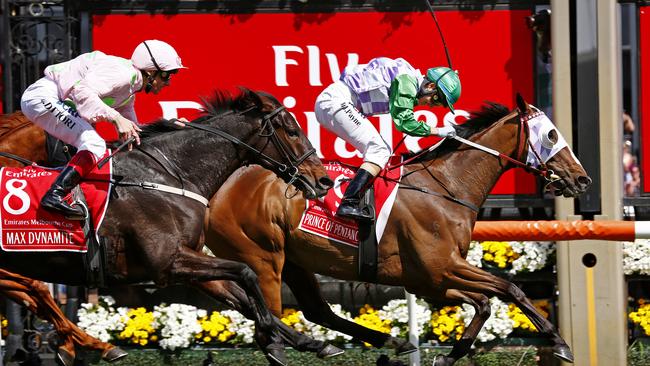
left=298, top=160, right=403, bottom=282
left=0, top=136, right=108, bottom=287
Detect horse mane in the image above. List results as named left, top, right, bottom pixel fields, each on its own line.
left=405, top=102, right=511, bottom=163
left=139, top=87, right=259, bottom=139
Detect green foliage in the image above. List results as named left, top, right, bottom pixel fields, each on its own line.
left=86, top=346, right=539, bottom=366
left=629, top=339, right=650, bottom=366
left=83, top=343, right=650, bottom=366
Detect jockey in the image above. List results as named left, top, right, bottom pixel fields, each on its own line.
left=20, top=40, right=186, bottom=219
left=314, top=57, right=461, bottom=221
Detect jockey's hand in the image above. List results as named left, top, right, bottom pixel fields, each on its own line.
left=113, top=115, right=142, bottom=150
left=430, top=125, right=457, bottom=138
left=172, top=117, right=189, bottom=128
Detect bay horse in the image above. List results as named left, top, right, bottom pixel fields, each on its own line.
left=0, top=88, right=336, bottom=366
left=0, top=112, right=47, bottom=167
left=204, top=95, right=591, bottom=365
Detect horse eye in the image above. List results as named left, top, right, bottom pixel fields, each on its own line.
left=287, top=129, right=299, bottom=137
left=547, top=129, right=558, bottom=144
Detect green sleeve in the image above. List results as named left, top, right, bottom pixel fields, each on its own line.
left=389, top=74, right=431, bottom=137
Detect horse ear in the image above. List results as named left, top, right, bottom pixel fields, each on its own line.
left=238, top=88, right=265, bottom=111
left=516, top=93, right=529, bottom=113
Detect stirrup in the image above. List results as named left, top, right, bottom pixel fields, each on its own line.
left=41, top=195, right=85, bottom=220
left=337, top=204, right=374, bottom=222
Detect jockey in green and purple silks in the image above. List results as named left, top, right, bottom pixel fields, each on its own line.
left=314, top=57, right=461, bottom=221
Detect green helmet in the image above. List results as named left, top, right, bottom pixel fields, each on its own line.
left=426, top=67, right=461, bottom=113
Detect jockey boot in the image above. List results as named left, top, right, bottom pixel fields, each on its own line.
left=41, top=166, right=85, bottom=219
left=41, top=150, right=96, bottom=220
left=337, top=168, right=375, bottom=222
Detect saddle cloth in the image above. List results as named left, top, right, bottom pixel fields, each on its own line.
left=0, top=151, right=111, bottom=252
left=298, top=160, right=402, bottom=247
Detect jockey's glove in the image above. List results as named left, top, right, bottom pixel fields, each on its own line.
left=433, top=125, right=457, bottom=138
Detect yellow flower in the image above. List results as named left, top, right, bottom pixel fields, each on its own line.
left=197, top=311, right=235, bottom=344
left=430, top=306, right=463, bottom=343
left=117, top=308, right=156, bottom=346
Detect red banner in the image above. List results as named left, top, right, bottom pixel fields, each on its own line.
left=92, top=10, right=535, bottom=194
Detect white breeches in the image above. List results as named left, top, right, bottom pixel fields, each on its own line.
left=20, top=77, right=106, bottom=159
left=314, top=81, right=391, bottom=169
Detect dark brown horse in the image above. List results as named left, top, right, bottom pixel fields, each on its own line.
left=204, top=95, right=591, bottom=365
left=0, top=89, right=336, bottom=366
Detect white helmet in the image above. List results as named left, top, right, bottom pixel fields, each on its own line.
left=131, top=40, right=186, bottom=71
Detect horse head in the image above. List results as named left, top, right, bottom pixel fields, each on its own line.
left=515, top=94, right=591, bottom=197
left=206, top=89, right=332, bottom=199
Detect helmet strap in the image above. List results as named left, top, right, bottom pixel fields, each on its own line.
left=142, top=41, right=164, bottom=73
left=417, top=80, right=436, bottom=98
left=143, top=70, right=156, bottom=94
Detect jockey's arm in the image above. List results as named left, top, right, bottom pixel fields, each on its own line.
left=68, top=81, right=122, bottom=124
left=389, top=74, right=431, bottom=137
left=115, top=102, right=139, bottom=126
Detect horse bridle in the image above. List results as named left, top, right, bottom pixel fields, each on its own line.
left=391, top=108, right=564, bottom=210
left=180, top=105, right=316, bottom=187
left=446, top=109, right=561, bottom=189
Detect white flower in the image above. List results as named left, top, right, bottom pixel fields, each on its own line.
left=378, top=299, right=431, bottom=336
left=509, top=241, right=555, bottom=274
left=76, top=296, right=124, bottom=342
left=467, top=241, right=484, bottom=267
left=623, top=240, right=650, bottom=275
left=153, top=303, right=203, bottom=351
left=221, top=310, right=256, bottom=345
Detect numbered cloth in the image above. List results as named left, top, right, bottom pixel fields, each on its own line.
left=0, top=153, right=111, bottom=252
left=298, top=160, right=402, bottom=247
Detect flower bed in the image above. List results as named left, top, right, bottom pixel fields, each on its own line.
left=68, top=239, right=650, bottom=354
left=76, top=296, right=552, bottom=350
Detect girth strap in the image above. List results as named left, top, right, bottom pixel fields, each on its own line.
left=113, top=179, right=209, bottom=206
left=140, top=181, right=209, bottom=206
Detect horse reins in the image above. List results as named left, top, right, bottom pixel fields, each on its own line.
left=173, top=105, right=315, bottom=186
left=385, top=109, right=563, bottom=210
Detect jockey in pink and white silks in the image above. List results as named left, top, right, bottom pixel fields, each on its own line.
left=20, top=40, right=186, bottom=219
left=314, top=57, right=462, bottom=221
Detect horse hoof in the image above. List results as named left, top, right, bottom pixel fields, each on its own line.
left=102, top=347, right=128, bottom=362
left=433, top=354, right=454, bottom=366
left=265, top=344, right=288, bottom=366
left=395, top=340, right=418, bottom=356
left=317, top=343, right=344, bottom=359
left=56, top=347, right=75, bottom=366
left=553, top=345, right=574, bottom=363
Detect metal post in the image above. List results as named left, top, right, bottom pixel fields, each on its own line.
left=551, top=0, right=576, bottom=359
left=557, top=1, right=627, bottom=365
left=406, top=291, right=420, bottom=366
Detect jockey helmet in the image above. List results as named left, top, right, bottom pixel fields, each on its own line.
left=425, top=67, right=461, bottom=112
left=131, top=40, right=186, bottom=72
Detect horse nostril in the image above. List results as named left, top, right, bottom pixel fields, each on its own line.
left=577, top=176, right=592, bottom=187
left=318, top=176, right=334, bottom=189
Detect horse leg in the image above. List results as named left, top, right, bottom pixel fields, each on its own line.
left=282, top=263, right=416, bottom=355
left=168, top=246, right=286, bottom=365
left=196, top=280, right=343, bottom=359
left=445, top=259, right=574, bottom=363
left=426, top=289, right=491, bottom=366
left=0, top=273, right=126, bottom=365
